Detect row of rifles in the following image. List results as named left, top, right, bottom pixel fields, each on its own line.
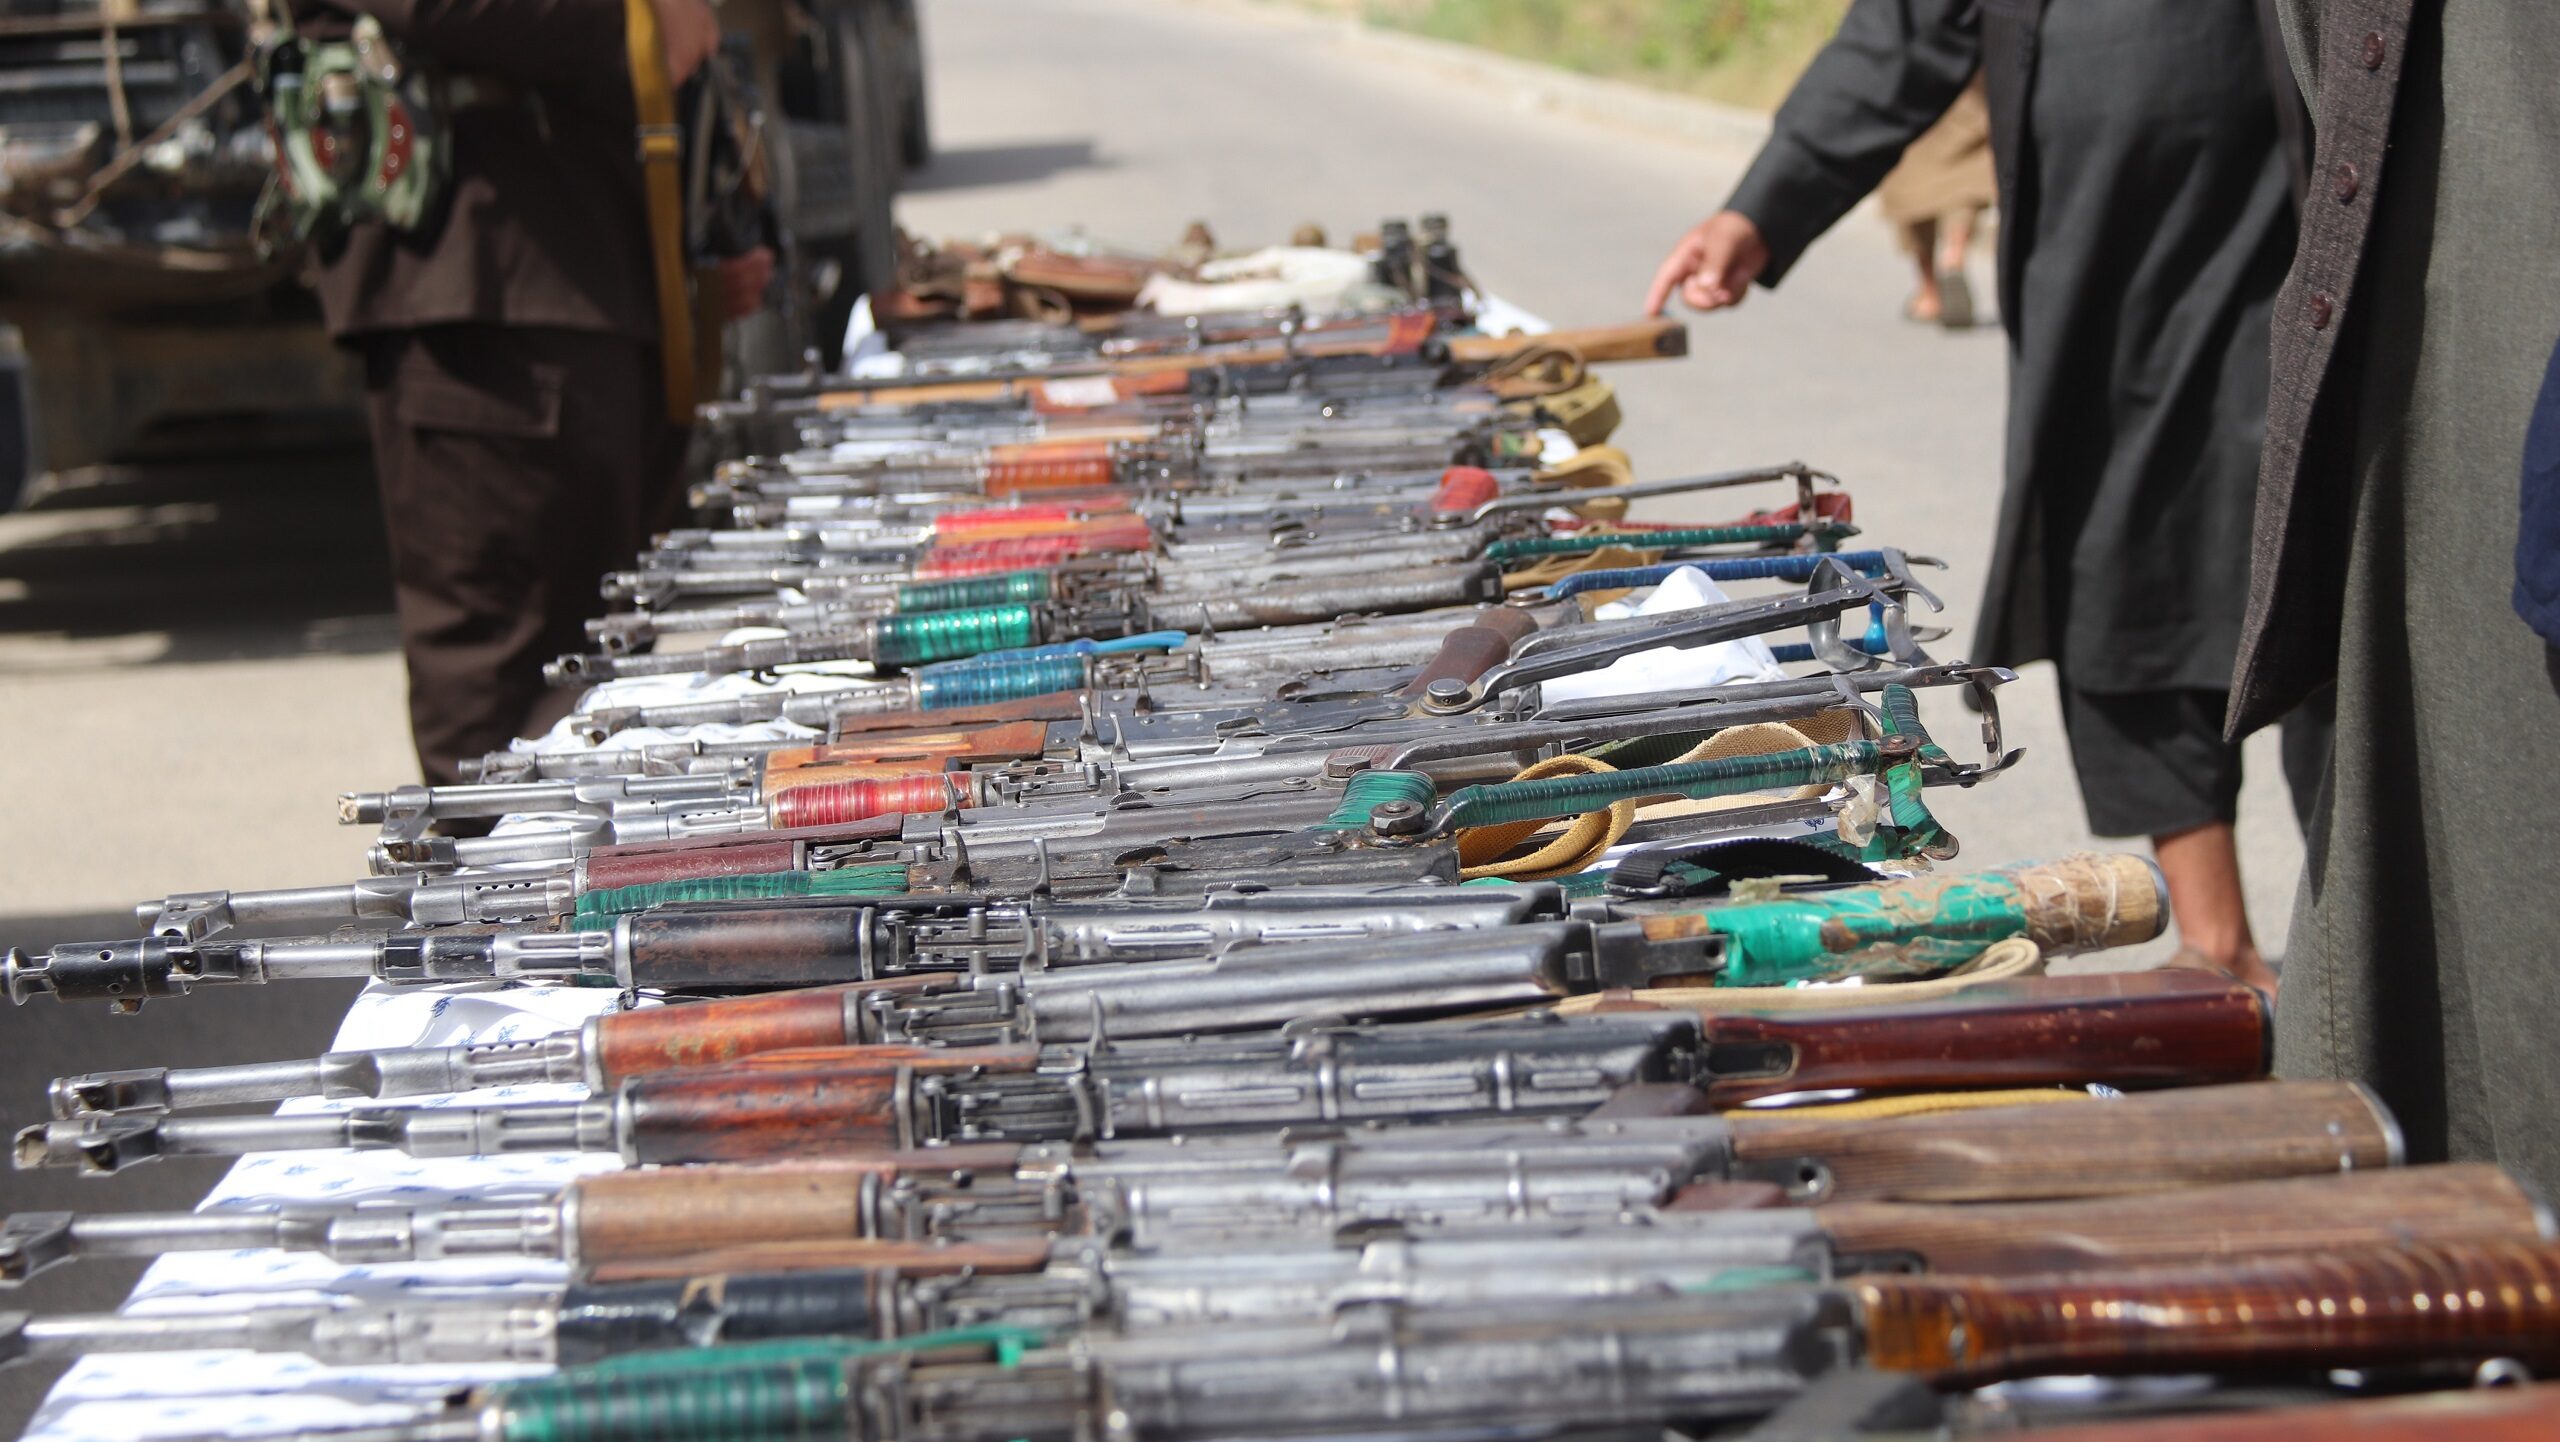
left=3, top=287, right=2557, bottom=1442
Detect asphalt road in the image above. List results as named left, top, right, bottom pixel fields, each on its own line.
left=0, top=0, right=2303, bottom=1431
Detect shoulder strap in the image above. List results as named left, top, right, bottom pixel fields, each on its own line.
left=624, top=0, right=696, bottom=420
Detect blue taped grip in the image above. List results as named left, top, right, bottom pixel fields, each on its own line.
left=926, top=631, right=1187, bottom=669
left=912, top=653, right=1093, bottom=708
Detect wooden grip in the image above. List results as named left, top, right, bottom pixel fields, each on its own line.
left=620, top=1049, right=1035, bottom=1164
left=594, top=985, right=873, bottom=1087
left=1444, top=319, right=1690, bottom=365
left=1817, top=1164, right=2551, bottom=1276
left=1696, top=970, right=2269, bottom=1107
left=567, top=1152, right=1022, bottom=1271
left=1859, top=1241, right=2560, bottom=1386
left=619, top=907, right=872, bottom=989
left=1727, top=1081, right=2398, bottom=1204
left=1396, top=606, right=1539, bottom=698
left=579, top=813, right=907, bottom=890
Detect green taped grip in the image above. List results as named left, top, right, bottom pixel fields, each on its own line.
left=869, top=604, right=1042, bottom=667
left=1431, top=743, right=1880, bottom=835
left=491, top=1329, right=1048, bottom=1442
left=1485, top=524, right=1814, bottom=563
left=1319, top=769, right=1437, bottom=830
left=571, top=868, right=909, bottom=930
left=1708, top=871, right=2035, bottom=987
left=496, top=1350, right=850, bottom=1442
left=1872, top=683, right=1949, bottom=854
left=894, top=570, right=1052, bottom=614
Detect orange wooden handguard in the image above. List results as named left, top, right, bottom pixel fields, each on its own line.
left=566, top=1150, right=1024, bottom=1269
left=1860, top=1240, right=2560, bottom=1386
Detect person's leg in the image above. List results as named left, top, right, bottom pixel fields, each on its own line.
left=1902, top=217, right=1943, bottom=322
left=2055, top=680, right=2272, bottom=992
left=1937, top=207, right=1978, bottom=274
left=364, top=326, right=661, bottom=784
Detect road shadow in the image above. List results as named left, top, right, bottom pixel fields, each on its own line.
left=0, top=907, right=366, bottom=1438
left=0, top=442, right=400, bottom=669
left=903, top=138, right=1107, bottom=192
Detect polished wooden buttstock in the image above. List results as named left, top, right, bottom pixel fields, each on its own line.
left=1813, top=1164, right=2550, bottom=1276
left=1695, top=969, right=2269, bottom=1107
left=1988, top=1384, right=2560, bottom=1442
left=1859, top=1240, right=2560, bottom=1386
left=567, top=1152, right=1025, bottom=1270
left=1725, top=1081, right=2398, bottom=1204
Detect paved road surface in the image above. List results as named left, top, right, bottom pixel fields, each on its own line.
left=0, top=1, right=2303, bottom=1430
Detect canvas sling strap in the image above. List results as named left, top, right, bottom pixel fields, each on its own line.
left=625, top=0, right=697, bottom=419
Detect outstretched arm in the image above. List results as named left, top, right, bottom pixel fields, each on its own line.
left=1647, top=0, right=1982, bottom=314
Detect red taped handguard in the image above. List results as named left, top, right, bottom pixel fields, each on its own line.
left=768, top=771, right=972, bottom=829
left=934, top=499, right=1133, bottom=535
left=1430, top=466, right=1502, bottom=514
left=913, top=517, right=1155, bottom=578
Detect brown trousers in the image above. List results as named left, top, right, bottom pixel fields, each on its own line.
left=363, top=326, right=684, bottom=785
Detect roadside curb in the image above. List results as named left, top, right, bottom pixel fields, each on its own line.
left=1166, top=0, right=1774, bottom=157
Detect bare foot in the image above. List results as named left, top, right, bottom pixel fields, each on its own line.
left=1904, top=287, right=1943, bottom=324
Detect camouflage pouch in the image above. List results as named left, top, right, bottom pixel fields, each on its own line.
left=253, top=16, right=450, bottom=257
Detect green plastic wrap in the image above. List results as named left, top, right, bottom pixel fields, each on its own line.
left=570, top=868, right=909, bottom=930
left=1318, top=769, right=1437, bottom=830
left=1429, top=743, right=1879, bottom=834
left=893, top=570, right=1053, bottom=615
left=869, top=604, right=1042, bottom=668
left=1707, top=869, right=2037, bottom=987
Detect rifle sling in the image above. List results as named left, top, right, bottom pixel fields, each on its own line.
left=625, top=0, right=696, bottom=419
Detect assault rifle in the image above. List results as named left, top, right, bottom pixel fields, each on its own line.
left=430, top=572, right=1937, bottom=862
left=31, top=930, right=2190, bottom=1114
left=103, top=1241, right=2560, bottom=1442
left=13, top=991, right=2279, bottom=1173
left=2, top=1167, right=2542, bottom=1369
left=0, top=1082, right=2401, bottom=1281
left=65, top=664, right=2009, bottom=947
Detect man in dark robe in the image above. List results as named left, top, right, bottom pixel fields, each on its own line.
left=2235, top=3, right=2560, bottom=1196
left=1645, top=0, right=2321, bottom=993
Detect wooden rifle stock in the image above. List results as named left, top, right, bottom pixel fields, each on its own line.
left=619, top=1046, right=1039, bottom=1163
left=568, top=1152, right=1025, bottom=1271
left=1805, top=1164, right=2550, bottom=1276
left=1692, top=969, right=2268, bottom=1107
left=1443, top=318, right=1689, bottom=366
left=1859, top=1240, right=2560, bottom=1386
left=578, top=813, right=908, bottom=891
left=1725, top=1081, right=2397, bottom=1204
left=1982, top=1384, right=2560, bottom=1442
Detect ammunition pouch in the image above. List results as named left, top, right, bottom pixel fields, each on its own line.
left=253, top=17, right=455, bottom=258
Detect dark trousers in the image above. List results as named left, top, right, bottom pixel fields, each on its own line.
left=2056, top=679, right=2335, bottom=839
left=363, top=325, right=683, bottom=785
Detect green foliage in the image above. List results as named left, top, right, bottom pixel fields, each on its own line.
left=1359, top=0, right=1851, bottom=109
